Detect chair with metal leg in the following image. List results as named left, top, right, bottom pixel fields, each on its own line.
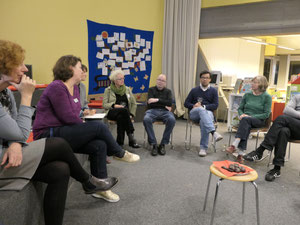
left=203, top=164, right=260, bottom=225
left=184, top=110, right=218, bottom=152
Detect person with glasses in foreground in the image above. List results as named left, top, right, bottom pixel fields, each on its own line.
left=143, top=74, right=176, bottom=156
left=184, top=70, right=223, bottom=157
left=103, top=70, right=140, bottom=149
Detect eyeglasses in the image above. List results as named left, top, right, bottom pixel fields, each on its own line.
left=200, top=77, right=211, bottom=80
left=157, top=79, right=166, bottom=83
left=116, top=78, right=124, bottom=81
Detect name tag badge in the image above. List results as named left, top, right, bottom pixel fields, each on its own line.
left=74, top=98, right=79, bottom=103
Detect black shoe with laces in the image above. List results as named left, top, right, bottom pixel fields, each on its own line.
left=151, top=144, right=158, bottom=156
left=243, top=150, right=263, bottom=162
left=158, top=144, right=166, bottom=155
left=265, top=169, right=281, bottom=182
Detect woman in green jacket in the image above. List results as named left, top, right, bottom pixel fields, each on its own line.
left=103, top=70, right=140, bottom=148
left=226, top=76, right=272, bottom=163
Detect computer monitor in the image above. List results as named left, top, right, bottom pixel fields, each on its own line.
left=210, top=71, right=222, bottom=85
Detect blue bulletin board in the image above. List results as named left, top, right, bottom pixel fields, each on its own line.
left=87, top=20, right=154, bottom=95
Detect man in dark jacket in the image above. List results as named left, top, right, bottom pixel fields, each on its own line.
left=143, top=74, right=176, bottom=156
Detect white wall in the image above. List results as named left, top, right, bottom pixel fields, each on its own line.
left=199, top=38, right=262, bottom=79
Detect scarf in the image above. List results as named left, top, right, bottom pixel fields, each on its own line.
left=0, top=88, right=12, bottom=114
left=110, top=83, right=126, bottom=96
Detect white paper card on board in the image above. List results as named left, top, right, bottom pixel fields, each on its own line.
left=108, top=60, right=115, bottom=66
left=96, top=35, right=102, bottom=41
left=122, top=63, right=129, bottom=68
left=110, top=53, right=117, bottom=59
left=143, top=48, right=149, bottom=55
left=140, top=39, right=145, bottom=47
left=84, top=113, right=106, bottom=119
left=102, top=49, right=110, bottom=55
left=116, top=57, right=123, bottom=62
left=128, top=62, right=135, bottom=68
left=97, top=62, right=105, bottom=69
left=112, top=45, right=119, bottom=51
left=114, top=32, right=119, bottom=41
left=146, top=41, right=151, bottom=49
left=123, top=69, right=130, bottom=75
left=145, top=55, right=151, bottom=61
left=118, top=41, right=125, bottom=48
left=135, top=35, right=141, bottom=42
left=140, top=61, right=146, bottom=71
left=96, top=41, right=104, bottom=48
left=107, top=37, right=115, bottom=43
left=120, top=33, right=126, bottom=41
left=102, top=67, right=108, bottom=75
left=131, top=49, right=136, bottom=55
left=96, top=52, right=104, bottom=59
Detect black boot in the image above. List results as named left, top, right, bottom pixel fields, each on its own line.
left=151, top=144, right=158, bottom=156
left=128, top=132, right=141, bottom=148
left=116, top=129, right=125, bottom=146
left=158, top=144, right=166, bottom=155
left=82, top=176, right=118, bottom=194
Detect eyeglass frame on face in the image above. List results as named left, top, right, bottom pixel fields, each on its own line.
left=157, top=79, right=166, bottom=83
left=115, top=77, right=125, bottom=81
left=200, top=76, right=211, bottom=80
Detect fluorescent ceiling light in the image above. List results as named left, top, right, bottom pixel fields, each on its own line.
left=277, top=45, right=296, bottom=51
left=246, top=40, right=268, bottom=45
left=242, top=38, right=295, bottom=50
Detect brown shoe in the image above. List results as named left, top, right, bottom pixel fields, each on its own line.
left=237, top=155, right=244, bottom=164
left=226, top=145, right=236, bottom=154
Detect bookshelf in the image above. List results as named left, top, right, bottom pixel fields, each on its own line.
left=227, top=93, right=244, bottom=129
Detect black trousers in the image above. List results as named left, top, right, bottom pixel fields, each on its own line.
left=39, top=121, right=124, bottom=179
left=32, top=137, right=90, bottom=225
left=235, top=116, right=265, bottom=150
left=107, top=108, right=135, bottom=145
left=260, top=115, right=300, bottom=166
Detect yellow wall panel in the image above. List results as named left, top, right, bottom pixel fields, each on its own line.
left=0, top=0, right=164, bottom=88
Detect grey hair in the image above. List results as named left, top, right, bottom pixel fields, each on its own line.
left=109, top=69, right=125, bottom=81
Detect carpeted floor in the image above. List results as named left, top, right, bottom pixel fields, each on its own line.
left=63, top=120, right=300, bottom=225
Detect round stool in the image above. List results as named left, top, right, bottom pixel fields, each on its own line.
left=203, top=164, right=260, bottom=225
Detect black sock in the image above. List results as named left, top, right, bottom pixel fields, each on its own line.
left=256, top=145, right=265, bottom=154
left=211, top=131, right=215, bottom=135
left=274, top=165, right=281, bottom=171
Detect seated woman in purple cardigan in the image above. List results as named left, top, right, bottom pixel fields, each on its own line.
left=33, top=55, right=140, bottom=203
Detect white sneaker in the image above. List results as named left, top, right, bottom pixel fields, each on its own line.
left=92, top=190, right=120, bottom=203
left=199, top=149, right=207, bottom=157
left=213, top=132, right=223, bottom=142
left=113, top=150, right=140, bottom=163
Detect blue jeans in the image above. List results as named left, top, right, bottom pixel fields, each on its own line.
left=189, top=107, right=215, bottom=150
left=143, top=109, right=176, bottom=145
left=39, top=121, right=125, bottom=179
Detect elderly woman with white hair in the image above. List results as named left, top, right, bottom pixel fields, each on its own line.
left=103, top=70, right=140, bottom=148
